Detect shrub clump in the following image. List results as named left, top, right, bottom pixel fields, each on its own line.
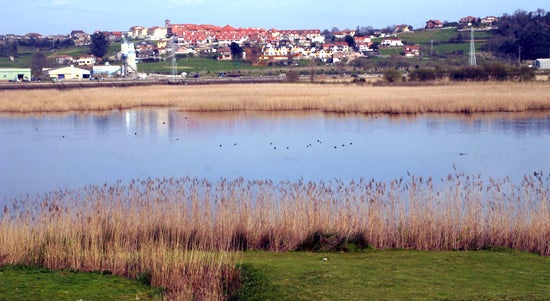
left=383, top=68, right=403, bottom=83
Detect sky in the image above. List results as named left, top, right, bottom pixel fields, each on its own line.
left=0, top=0, right=547, bottom=35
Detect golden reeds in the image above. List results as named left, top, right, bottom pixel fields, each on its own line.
left=1, top=82, right=549, bottom=114
left=1, top=174, right=549, bottom=299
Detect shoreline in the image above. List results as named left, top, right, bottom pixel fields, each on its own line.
left=1, top=81, right=549, bottom=114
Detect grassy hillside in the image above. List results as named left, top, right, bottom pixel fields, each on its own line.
left=399, top=27, right=494, bottom=55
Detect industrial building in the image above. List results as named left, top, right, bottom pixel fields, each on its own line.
left=0, top=68, right=31, bottom=82
left=533, top=58, right=550, bottom=70
left=47, top=65, right=91, bottom=80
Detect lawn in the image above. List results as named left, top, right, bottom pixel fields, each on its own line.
left=136, top=56, right=276, bottom=75
left=0, top=265, right=164, bottom=300
left=1, top=250, right=548, bottom=300
left=236, top=249, right=550, bottom=301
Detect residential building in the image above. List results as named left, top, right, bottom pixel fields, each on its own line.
left=381, top=38, right=404, bottom=47
left=217, top=47, right=232, bottom=60
left=394, top=25, right=412, bottom=33
left=481, top=16, right=499, bottom=25
left=75, top=55, right=96, bottom=66
left=53, top=55, right=74, bottom=65
left=459, top=16, right=480, bottom=25
left=404, top=45, right=421, bottom=57
left=425, top=20, right=443, bottom=29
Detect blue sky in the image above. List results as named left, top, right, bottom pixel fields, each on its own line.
left=0, top=0, right=547, bottom=35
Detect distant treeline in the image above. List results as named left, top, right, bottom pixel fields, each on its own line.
left=484, top=9, right=550, bottom=60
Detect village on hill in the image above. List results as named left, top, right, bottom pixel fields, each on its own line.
left=1, top=12, right=549, bottom=82
left=2, top=16, right=499, bottom=64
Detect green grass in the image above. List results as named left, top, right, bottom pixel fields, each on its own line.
left=399, top=28, right=494, bottom=56
left=137, top=56, right=278, bottom=75
left=47, top=46, right=91, bottom=58
left=236, top=249, right=550, bottom=301
left=401, top=28, right=458, bottom=44
left=0, top=265, right=164, bottom=301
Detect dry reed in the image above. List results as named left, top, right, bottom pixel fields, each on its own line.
left=1, top=173, right=549, bottom=299
left=1, top=82, right=549, bottom=114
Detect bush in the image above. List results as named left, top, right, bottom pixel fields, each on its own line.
left=285, top=70, right=300, bottom=82
left=483, top=63, right=510, bottom=81
left=409, top=68, right=437, bottom=82
left=513, top=66, right=535, bottom=82
left=383, top=68, right=402, bottom=83
left=449, top=67, right=488, bottom=81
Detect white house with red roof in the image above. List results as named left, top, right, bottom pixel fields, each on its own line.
left=381, top=38, right=403, bottom=47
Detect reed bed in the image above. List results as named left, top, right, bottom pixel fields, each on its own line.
left=1, top=82, right=549, bottom=114
left=1, top=173, right=549, bottom=299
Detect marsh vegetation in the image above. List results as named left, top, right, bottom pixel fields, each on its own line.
left=0, top=82, right=549, bottom=114
left=1, top=173, right=549, bottom=299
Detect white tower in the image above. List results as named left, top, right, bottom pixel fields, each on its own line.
left=469, top=23, right=477, bottom=67
left=170, top=37, right=178, bottom=77
left=121, top=38, right=138, bottom=77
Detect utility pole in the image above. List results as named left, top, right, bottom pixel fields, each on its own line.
left=518, top=45, right=522, bottom=66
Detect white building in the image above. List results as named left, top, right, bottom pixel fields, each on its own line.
left=93, top=63, right=122, bottom=77
left=48, top=65, right=91, bottom=80
left=381, top=38, right=404, bottom=47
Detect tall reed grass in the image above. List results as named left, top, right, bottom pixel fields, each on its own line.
left=1, top=82, right=549, bottom=114
left=1, top=173, right=549, bottom=299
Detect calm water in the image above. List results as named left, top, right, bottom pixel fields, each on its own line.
left=1, top=109, right=550, bottom=201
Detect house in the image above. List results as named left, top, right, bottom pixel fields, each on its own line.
left=404, top=45, right=421, bottom=57
left=217, top=47, right=232, bottom=60
left=108, top=31, right=123, bottom=42
left=481, top=16, right=499, bottom=25
left=129, top=26, right=148, bottom=39
left=357, top=41, right=374, bottom=53
left=148, top=26, right=167, bottom=40
left=0, top=68, right=31, bottom=82
left=381, top=38, right=404, bottom=47
left=425, top=20, right=443, bottom=29
left=333, top=30, right=356, bottom=39
left=48, top=65, right=91, bottom=80
left=53, top=55, right=74, bottom=65
left=394, top=25, right=412, bottom=33
left=75, top=55, right=96, bottom=66
left=70, top=30, right=91, bottom=46
left=459, top=16, right=480, bottom=25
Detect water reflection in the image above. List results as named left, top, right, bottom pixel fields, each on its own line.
left=1, top=109, right=549, bottom=201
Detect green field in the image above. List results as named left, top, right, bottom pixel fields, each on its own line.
left=0, top=265, right=164, bottom=300
left=236, top=249, right=550, bottom=301
left=136, top=56, right=273, bottom=75
left=399, top=27, right=493, bottom=56
left=2, top=249, right=548, bottom=300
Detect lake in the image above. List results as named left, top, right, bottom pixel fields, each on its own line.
left=1, top=109, right=549, bottom=201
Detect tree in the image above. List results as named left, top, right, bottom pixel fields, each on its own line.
left=31, top=51, right=50, bottom=78
left=90, top=32, right=110, bottom=58
left=229, top=42, right=243, bottom=60
left=485, top=9, right=550, bottom=60
left=344, top=35, right=355, bottom=47
left=0, top=41, right=18, bottom=57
